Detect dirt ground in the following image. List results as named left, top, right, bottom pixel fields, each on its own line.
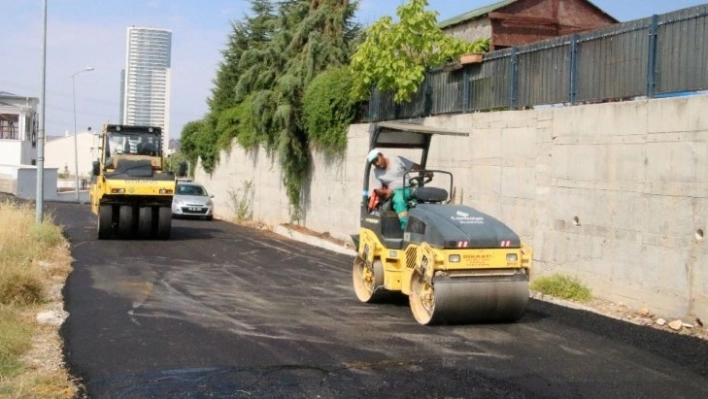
left=536, top=293, right=707, bottom=341
left=283, top=223, right=352, bottom=247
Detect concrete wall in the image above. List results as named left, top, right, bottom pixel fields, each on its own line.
left=0, top=174, right=17, bottom=194
left=0, top=164, right=90, bottom=202
left=443, top=19, right=492, bottom=45
left=196, top=95, right=708, bottom=322
left=0, top=140, right=39, bottom=166
left=0, top=140, right=24, bottom=165
left=45, top=132, right=101, bottom=178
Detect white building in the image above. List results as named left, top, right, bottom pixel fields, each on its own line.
left=0, top=91, right=81, bottom=201
left=45, top=131, right=100, bottom=179
left=0, top=91, right=38, bottom=165
left=120, top=26, right=172, bottom=154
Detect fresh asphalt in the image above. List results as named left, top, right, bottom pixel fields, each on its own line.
left=49, top=202, right=708, bottom=398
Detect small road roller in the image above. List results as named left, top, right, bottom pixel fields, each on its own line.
left=352, top=122, right=532, bottom=325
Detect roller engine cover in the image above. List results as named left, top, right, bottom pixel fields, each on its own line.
left=405, top=204, right=520, bottom=249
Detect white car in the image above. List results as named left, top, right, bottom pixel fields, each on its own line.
left=172, top=182, right=214, bottom=220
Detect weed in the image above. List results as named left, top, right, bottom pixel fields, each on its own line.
left=531, top=273, right=592, bottom=302
left=228, top=180, right=254, bottom=221
left=0, top=272, right=44, bottom=306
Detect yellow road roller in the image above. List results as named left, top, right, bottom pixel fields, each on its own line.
left=352, top=122, right=532, bottom=325
left=90, top=124, right=176, bottom=239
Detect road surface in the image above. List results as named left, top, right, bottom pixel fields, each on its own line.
left=51, top=202, right=708, bottom=398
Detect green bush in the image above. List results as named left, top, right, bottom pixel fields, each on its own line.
left=302, top=67, right=356, bottom=155
left=531, top=273, right=592, bottom=302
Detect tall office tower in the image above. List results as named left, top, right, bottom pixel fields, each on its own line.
left=121, top=27, right=172, bottom=153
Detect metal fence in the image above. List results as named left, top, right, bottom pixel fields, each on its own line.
left=363, top=4, right=708, bottom=122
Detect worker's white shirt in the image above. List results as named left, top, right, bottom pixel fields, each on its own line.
left=373, top=156, right=414, bottom=190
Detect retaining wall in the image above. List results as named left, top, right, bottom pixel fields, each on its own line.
left=197, top=95, right=708, bottom=321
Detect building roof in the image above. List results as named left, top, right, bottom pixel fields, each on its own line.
left=0, top=91, right=18, bottom=106
left=0, top=91, right=40, bottom=108
left=439, top=0, right=617, bottom=29
left=439, top=0, right=517, bottom=28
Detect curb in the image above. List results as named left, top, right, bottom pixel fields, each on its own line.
left=273, top=225, right=357, bottom=257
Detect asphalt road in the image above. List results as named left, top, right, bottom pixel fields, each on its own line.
left=51, top=202, right=708, bottom=399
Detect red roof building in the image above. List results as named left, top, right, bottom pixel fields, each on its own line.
left=440, top=0, right=618, bottom=50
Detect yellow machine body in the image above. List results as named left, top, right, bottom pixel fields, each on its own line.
left=357, top=228, right=532, bottom=296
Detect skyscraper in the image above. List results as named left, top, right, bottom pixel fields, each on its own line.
left=121, top=27, right=172, bottom=153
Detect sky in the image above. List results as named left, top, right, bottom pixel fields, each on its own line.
left=1, top=0, right=705, bottom=140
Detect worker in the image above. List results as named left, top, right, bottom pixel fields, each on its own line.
left=137, top=136, right=156, bottom=155
left=367, top=149, right=423, bottom=229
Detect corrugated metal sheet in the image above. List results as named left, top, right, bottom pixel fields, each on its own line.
left=656, top=5, right=708, bottom=93
left=575, top=19, right=650, bottom=102
left=469, top=56, right=512, bottom=111
left=516, top=36, right=571, bottom=107
left=429, top=69, right=463, bottom=115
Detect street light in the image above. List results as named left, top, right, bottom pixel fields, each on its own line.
left=72, top=66, right=94, bottom=203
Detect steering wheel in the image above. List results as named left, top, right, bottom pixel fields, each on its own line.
left=409, top=172, right=433, bottom=187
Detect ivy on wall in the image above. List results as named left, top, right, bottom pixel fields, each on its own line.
left=302, top=67, right=356, bottom=155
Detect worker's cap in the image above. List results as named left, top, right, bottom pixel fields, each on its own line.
left=367, top=149, right=380, bottom=163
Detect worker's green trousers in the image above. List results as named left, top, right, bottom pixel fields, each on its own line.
left=391, top=187, right=411, bottom=229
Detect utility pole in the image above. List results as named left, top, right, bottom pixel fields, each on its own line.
left=36, top=0, right=47, bottom=223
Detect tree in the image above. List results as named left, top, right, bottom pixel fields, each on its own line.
left=208, top=21, right=249, bottom=114
left=213, top=0, right=278, bottom=153
left=165, top=151, right=190, bottom=177
left=180, top=0, right=360, bottom=218
left=178, top=120, right=204, bottom=171
left=179, top=118, right=219, bottom=174
left=350, top=0, right=489, bottom=103
left=233, top=0, right=360, bottom=218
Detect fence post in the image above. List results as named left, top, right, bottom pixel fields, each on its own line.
left=424, top=71, right=433, bottom=117
left=569, top=34, right=579, bottom=105
left=462, top=65, right=470, bottom=113
left=510, top=48, right=518, bottom=109
left=367, top=91, right=373, bottom=123
left=646, top=14, right=659, bottom=98
left=367, top=85, right=376, bottom=122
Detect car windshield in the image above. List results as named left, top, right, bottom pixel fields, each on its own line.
left=177, top=185, right=207, bottom=196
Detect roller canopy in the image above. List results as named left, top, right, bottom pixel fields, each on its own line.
left=370, top=122, right=469, bottom=151
left=364, top=122, right=470, bottom=189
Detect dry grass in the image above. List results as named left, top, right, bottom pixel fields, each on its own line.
left=0, top=200, right=78, bottom=398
